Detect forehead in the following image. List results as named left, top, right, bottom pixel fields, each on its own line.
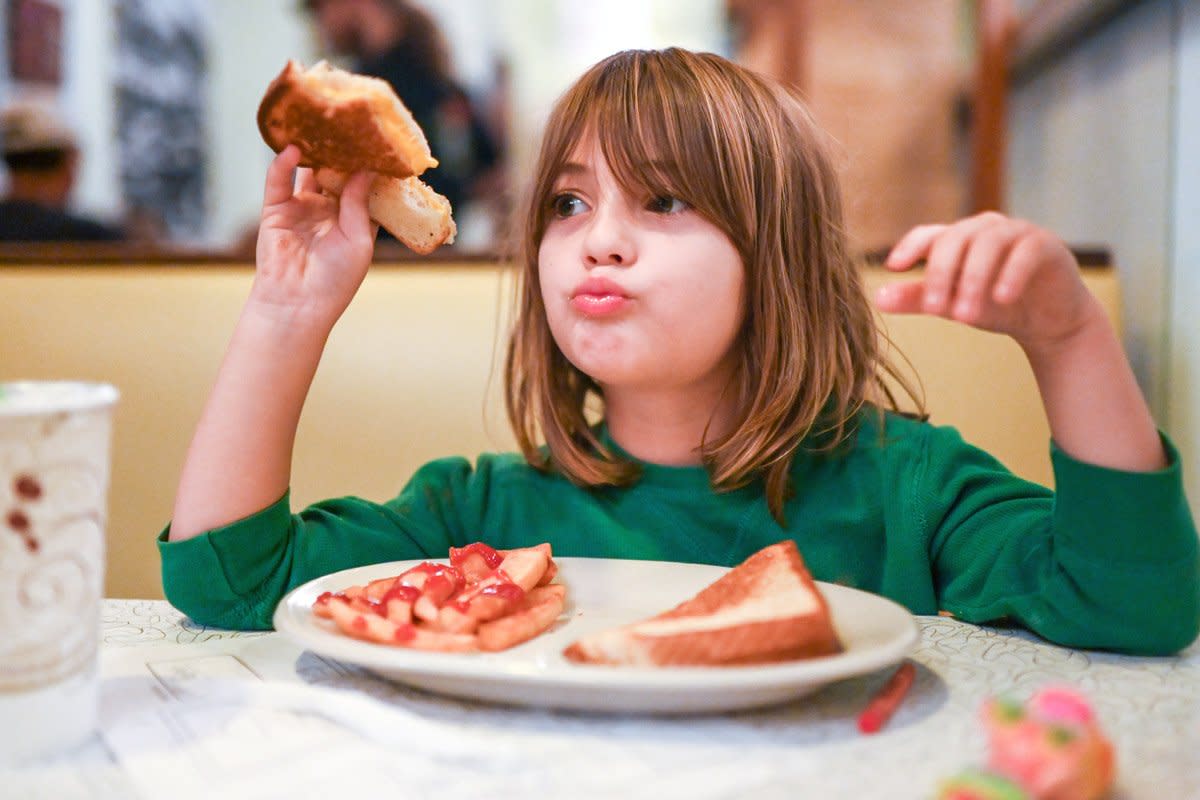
left=553, top=137, right=604, bottom=176
left=549, top=128, right=679, bottom=197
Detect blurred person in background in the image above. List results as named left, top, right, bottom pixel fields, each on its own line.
left=0, top=103, right=126, bottom=242
left=302, top=0, right=502, bottom=237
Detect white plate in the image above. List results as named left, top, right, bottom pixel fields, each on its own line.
left=274, top=557, right=920, bottom=714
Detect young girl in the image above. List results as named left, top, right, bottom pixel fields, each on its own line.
left=161, top=48, right=1198, bottom=655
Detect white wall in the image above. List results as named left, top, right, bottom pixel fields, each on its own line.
left=1170, top=2, right=1200, bottom=505
left=1009, top=0, right=1199, bottom=506
left=1009, top=3, right=1173, bottom=411
left=60, top=0, right=120, bottom=223
left=205, top=0, right=318, bottom=247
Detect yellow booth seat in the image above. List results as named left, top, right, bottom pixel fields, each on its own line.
left=0, top=261, right=1120, bottom=599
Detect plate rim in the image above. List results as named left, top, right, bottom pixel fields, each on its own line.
left=272, top=556, right=920, bottom=693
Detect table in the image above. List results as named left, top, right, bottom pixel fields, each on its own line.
left=3, top=599, right=1197, bottom=798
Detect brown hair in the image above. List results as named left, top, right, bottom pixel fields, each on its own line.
left=504, top=48, right=921, bottom=522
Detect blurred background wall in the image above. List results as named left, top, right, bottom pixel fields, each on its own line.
left=1006, top=0, right=1198, bottom=507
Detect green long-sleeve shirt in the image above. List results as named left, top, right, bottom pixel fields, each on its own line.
left=158, top=411, right=1200, bottom=654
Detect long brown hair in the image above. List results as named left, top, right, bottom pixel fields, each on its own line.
left=504, top=48, right=921, bottom=522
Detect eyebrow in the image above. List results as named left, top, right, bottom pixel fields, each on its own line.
left=553, top=159, right=675, bottom=180
left=553, top=162, right=589, bottom=179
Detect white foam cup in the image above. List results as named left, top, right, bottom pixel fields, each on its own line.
left=0, top=381, right=118, bottom=763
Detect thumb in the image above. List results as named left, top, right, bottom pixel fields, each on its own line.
left=338, top=171, right=376, bottom=242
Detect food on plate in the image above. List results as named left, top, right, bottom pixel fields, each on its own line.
left=938, top=686, right=1115, bottom=800
left=256, top=59, right=455, bottom=254
left=312, top=543, right=565, bottom=652
left=562, top=540, right=842, bottom=666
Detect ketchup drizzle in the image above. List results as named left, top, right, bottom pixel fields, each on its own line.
left=449, top=542, right=503, bottom=569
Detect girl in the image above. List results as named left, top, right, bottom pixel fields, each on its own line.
left=161, top=48, right=1198, bottom=655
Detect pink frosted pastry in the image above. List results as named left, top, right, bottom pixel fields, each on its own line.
left=980, top=686, right=1115, bottom=800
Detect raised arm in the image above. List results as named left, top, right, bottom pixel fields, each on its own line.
left=169, top=146, right=377, bottom=541
left=876, top=212, right=1165, bottom=472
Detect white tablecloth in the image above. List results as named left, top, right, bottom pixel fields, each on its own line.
left=3, top=599, right=1197, bottom=798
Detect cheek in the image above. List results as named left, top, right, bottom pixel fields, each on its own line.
left=682, top=245, right=745, bottom=338
left=536, top=244, right=565, bottom=317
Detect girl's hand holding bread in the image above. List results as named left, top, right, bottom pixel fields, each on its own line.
left=253, top=144, right=377, bottom=332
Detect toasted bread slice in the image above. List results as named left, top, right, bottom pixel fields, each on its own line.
left=563, top=541, right=841, bottom=666
left=257, top=59, right=437, bottom=179
left=315, top=169, right=456, bottom=255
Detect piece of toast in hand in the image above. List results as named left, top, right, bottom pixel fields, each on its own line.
left=563, top=541, right=842, bottom=666
left=257, top=59, right=456, bottom=254
left=258, top=59, right=437, bottom=178
left=315, top=169, right=455, bottom=255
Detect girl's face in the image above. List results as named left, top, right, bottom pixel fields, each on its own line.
left=538, top=141, right=745, bottom=396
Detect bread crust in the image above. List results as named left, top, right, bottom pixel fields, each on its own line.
left=563, top=541, right=842, bottom=666
left=257, top=60, right=437, bottom=178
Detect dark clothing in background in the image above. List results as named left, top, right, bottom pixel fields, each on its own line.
left=0, top=199, right=125, bottom=242
left=357, top=45, right=498, bottom=212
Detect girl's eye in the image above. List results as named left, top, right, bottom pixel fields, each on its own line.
left=647, top=195, right=690, bottom=214
left=550, top=193, right=587, bottom=218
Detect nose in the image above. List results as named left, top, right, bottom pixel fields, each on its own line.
left=581, top=202, right=635, bottom=268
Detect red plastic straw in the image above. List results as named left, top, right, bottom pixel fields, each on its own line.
left=858, top=661, right=916, bottom=734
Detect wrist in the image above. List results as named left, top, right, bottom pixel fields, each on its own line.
left=238, top=296, right=336, bottom=352
left=1020, top=296, right=1111, bottom=366
left=243, top=280, right=344, bottom=336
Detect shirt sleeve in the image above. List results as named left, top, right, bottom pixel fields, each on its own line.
left=921, top=426, right=1200, bottom=655
left=157, top=456, right=491, bottom=630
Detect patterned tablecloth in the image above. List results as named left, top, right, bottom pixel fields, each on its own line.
left=3, top=599, right=1197, bottom=799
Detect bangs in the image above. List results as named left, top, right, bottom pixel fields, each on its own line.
left=533, top=49, right=757, bottom=246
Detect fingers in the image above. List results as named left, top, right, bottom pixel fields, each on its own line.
left=874, top=280, right=925, bottom=315
left=881, top=212, right=1024, bottom=321
left=263, top=145, right=302, bottom=207
left=952, top=224, right=1018, bottom=321
left=920, top=225, right=975, bottom=315
left=884, top=224, right=947, bottom=271
left=338, top=170, right=376, bottom=243
left=295, top=166, right=320, bottom=195
left=993, top=231, right=1046, bottom=304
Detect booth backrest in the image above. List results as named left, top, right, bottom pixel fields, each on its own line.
left=0, top=262, right=1120, bottom=599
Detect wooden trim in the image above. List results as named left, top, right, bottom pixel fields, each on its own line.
left=0, top=242, right=503, bottom=266
left=862, top=245, right=1112, bottom=268
left=3, top=244, right=1112, bottom=270
left=971, top=0, right=1014, bottom=214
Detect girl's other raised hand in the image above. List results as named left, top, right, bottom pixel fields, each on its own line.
left=252, top=144, right=378, bottom=329
left=876, top=212, right=1104, bottom=357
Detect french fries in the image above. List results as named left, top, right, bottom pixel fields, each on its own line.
left=312, top=542, right=566, bottom=653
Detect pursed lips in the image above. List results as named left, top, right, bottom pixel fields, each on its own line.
left=570, top=277, right=632, bottom=317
